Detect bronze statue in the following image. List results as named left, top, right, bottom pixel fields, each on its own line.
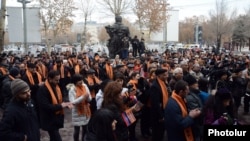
left=105, top=15, right=130, bottom=58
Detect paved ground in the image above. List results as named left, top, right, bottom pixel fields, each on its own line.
left=0, top=100, right=249, bottom=141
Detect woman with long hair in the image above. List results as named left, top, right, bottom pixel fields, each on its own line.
left=85, top=108, right=117, bottom=141
left=203, top=88, right=235, bottom=125
left=102, top=81, right=129, bottom=141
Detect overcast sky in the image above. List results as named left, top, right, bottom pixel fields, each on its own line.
left=5, top=0, right=250, bottom=22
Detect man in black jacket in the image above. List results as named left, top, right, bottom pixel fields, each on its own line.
left=0, top=79, right=40, bottom=141
left=1, top=67, right=21, bottom=110
left=149, top=69, right=169, bottom=141
left=37, top=70, right=73, bottom=141
left=131, top=35, right=140, bottom=57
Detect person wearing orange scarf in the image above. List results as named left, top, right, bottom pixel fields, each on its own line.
left=22, top=63, right=43, bottom=109
left=127, top=72, right=140, bottom=91
left=83, top=69, right=102, bottom=115
left=149, top=68, right=169, bottom=141
left=0, top=67, right=21, bottom=110
left=164, top=80, right=201, bottom=141
left=37, top=60, right=48, bottom=81
left=104, top=59, right=114, bottom=80
left=37, top=70, right=73, bottom=141
left=53, top=59, right=71, bottom=100
left=67, top=74, right=92, bottom=141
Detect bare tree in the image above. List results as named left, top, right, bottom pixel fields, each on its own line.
left=208, top=0, right=236, bottom=52
left=97, top=0, right=133, bottom=16
left=77, top=0, right=95, bottom=50
left=122, top=18, right=140, bottom=38
left=244, top=5, right=250, bottom=50
left=98, top=27, right=109, bottom=44
left=133, top=0, right=170, bottom=38
left=179, top=17, right=196, bottom=44
left=39, top=0, right=76, bottom=54
left=0, top=0, right=6, bottom=52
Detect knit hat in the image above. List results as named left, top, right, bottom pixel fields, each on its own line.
left=11, top=79, right=30, bottom=96
left=9, top=67, right=20, bottom=78
left=183, top=74, right=197, bottom=86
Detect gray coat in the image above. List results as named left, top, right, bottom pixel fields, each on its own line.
left=67, top=83, right=92, bottom=126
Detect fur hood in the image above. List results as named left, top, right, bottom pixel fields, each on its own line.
left=66, top=83, right=75, bottom=91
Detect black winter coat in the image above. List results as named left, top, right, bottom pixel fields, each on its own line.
left=1, top=76, right=12, bottom=109
left=0, top=100, right=40, bottom=141
left=37, top=85, right=64, bottom=131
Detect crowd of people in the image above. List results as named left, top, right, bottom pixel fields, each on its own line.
left=0, top=45, right=249, bottom=141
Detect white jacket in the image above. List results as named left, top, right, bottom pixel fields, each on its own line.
left=67, top=83, right=92, bottom=126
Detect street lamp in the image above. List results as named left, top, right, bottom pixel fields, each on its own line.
left=17, top=0, right=31, bottom=54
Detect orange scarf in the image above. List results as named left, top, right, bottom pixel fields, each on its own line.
left=75, top=85, right=91, bottom=117
left=9, top=75, right=15, bottom=80
left=74, top=65, right=80, bottom=74
left=37, top=64, right=47, bottom=79
left=45, top=80, right=64, bottom=115
left=0, top=67, right=7, bottom=75
left=86, top=76, right=101, bottom=98
left=157, top=77, right=168, bottom=109
left=172, top=91, right=194, bottom=141
left=53, top=64, right=65, bottom=78
left=26, top=70, right=42, bottom=85
left=105, top=64, right=113, bottom=80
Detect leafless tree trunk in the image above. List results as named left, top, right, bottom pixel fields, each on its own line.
left=209, top=0, right=236, bottom=53
left=97, top=0, right=133, bottom=16
left=39, top=0, right=76, bottom=54
left=78, top=0, right=94, bottom=51
left=0, top=0, right=6, bottom=52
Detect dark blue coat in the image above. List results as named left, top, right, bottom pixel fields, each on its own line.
left=164, top=97, right=194, bottom=141
left=0, top=100, right=40, bottom=141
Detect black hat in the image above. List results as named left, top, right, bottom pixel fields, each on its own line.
left=155, top=69, right=167, bottom=76
left=116, top=64, right=125, bottom=69
left=56, top=59, right=62, bottom=64
left=183, top=74, right=197, bottom=86
left=86, top=69, right=95, bottom=74
left=9, top=67, right=20, bottom=77
left=27, top=63, right=36, bottom=68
